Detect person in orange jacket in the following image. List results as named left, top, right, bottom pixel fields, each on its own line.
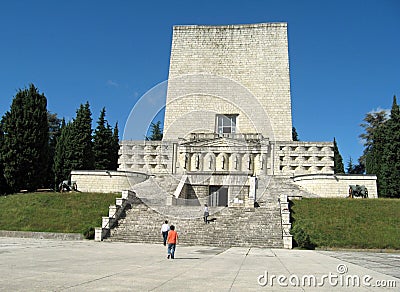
left=167, top=225, right=178, bottom=259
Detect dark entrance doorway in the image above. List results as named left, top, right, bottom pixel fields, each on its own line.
left=208, top=186, right=228, bottom=206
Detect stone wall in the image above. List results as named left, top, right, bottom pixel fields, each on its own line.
left=163, top=23, right=292, bottom=141
left=70, top=170, right=148, bottom=193
left=293, top=174, right=378, bottom=198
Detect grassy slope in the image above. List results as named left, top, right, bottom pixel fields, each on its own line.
left=0, top=192, right=119, bottom=234
left=1, top=193, right=399, bottom=249
left=290, top=198, right=400, bottom=249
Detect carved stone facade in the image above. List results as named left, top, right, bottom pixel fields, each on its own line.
left=118, top=137, right=334, bottom=177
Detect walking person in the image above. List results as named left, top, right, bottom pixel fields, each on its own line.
left=203, top=203, right=209, bottom=224
left=161, top=220, right=170, bottom=246
left=167, top=225, right=178, bottom=259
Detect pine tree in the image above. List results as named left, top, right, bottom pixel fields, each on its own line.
left=360, top=110, right=388, bottom=176
left=333, top=137, right=344, bottom=174
left=380, top=96, right=400, bottom=197
left=147, top=121, right=163, bottom=141
left=93, top=108, right=114, bottom=169
left=360, top=111, right=388, bottom=150
left=346, top=157, right=355, bottom=174
left=346, top=157, right=365, bottom=174
left=1, top=84, right=49, bottom=192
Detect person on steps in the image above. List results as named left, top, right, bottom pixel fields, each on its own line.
left=161, top=220, right=170, bottom=246
left=203, top=204, right=209, bottom=224
left=167, top=225, right=178, bottom=259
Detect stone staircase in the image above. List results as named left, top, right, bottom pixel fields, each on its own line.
left=108, top=201, right=283, bottom=248
left=104, top=175, right=308, bottom=248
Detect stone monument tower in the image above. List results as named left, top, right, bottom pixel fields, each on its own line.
left=163, top=23, right=292, bottom=142
left=74, top=22, right=377, bottom=201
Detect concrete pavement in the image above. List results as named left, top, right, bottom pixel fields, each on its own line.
left=0, top=237, right=398, bottom=291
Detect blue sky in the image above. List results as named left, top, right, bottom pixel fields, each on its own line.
left=0, top=0, right=399, bottom=166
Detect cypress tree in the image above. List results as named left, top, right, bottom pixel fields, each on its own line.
left=333, top=137, right=344, bottom=174
left=147, top=121, right=163, bottom=141
left=46, top=112, right=62, bottom=189
left=54, top=102, right=95, bottom=186
left=70, top=102, right=94, bottom=170
left=54, top=120, right=73, bottom=185
left=1, top=84, right=49, bottom=192
left=111, top=122, right=120, bottom=170
left=292, top=127, right=299, bottom=141
left=93, top=108, right=114, bottom=169
left=380, top=96, right=400, bottom=197
left=0, top=120, right=9, bottom=194
left=353, top=158, right=365, bottom=174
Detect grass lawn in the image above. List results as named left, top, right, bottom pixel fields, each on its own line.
left=0, top=192, right=119, bottom=235
left=1, top=193, right=399, bottom=250
left=290, top=198, right=400, bottom=250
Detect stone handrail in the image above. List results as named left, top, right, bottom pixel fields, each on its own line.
left=95, top=190, right=136, bottom=241
left=167, top=175, right=188, bottom=206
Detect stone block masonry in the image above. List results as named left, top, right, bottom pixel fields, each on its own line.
left=293, top=174, right=378, bottom=198
left=164, top=23, right=292, bottom=141
left=70, top=170, right=148, bottom=193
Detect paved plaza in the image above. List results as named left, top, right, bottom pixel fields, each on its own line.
left=0, top=237, right=398, bottom=291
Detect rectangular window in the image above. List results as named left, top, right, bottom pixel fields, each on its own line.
left=216, top=114, right=237, bottom=135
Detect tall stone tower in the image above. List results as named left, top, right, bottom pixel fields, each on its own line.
left=118, top=22, right=335, bottom=181
left=163, top=23, right=292, bottom=141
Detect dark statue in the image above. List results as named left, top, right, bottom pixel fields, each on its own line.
left=348, top=185, right=368, bottom=198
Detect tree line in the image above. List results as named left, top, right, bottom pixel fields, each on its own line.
left=0, top=84, right=398, bottom=197
left=0, top=84, right=119, bottom=194
left=358, top=96, right=400, bottom=198
left=293, top=98, right=398, bottom=198
left=332, top=95, right=399, bottom=198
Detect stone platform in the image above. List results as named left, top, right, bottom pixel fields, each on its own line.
left=0, top=237, right=398, bottom=291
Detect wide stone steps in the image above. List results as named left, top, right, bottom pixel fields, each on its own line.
left=104, top=175, right=310, bottom=248
left=108, top=202, right=283, bottom=248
